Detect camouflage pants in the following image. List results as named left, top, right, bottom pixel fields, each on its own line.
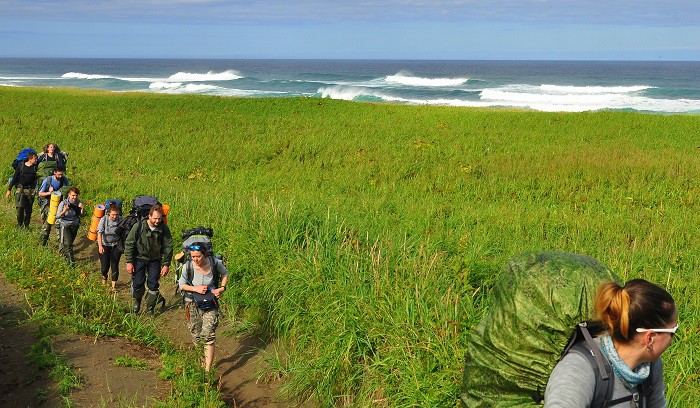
left=14, top=188, right=34, bottom=228
left=39, top=204, right=56, bottom=243
left=186, top=302, right=220, bottom=345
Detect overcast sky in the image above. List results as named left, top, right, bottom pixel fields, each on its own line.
left=1, top=0, right=698, bottom=60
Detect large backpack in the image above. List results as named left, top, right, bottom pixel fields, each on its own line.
left=114, top=195, right=160, bottom=253
left=174, top=226, right=223, bottom=302
left=460, top=251, right=635, bottom=407
left=12, top=148, right=37, bottom=170
left=7, top=148, right=37, bottom=184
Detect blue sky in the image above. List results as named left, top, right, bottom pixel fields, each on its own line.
left=1, top=1, right=698, bottom=60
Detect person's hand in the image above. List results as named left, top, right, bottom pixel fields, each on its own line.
left=48, top=186, right=53, bottom=192
left=78, top=202, right=84, bottom=212
left=212, top=287, right=224, bottom=298
left=126, top=263, right=134, bottom=274
left=5, top=190, right=10, bottom=198
left=160, top=265, right=169, bottom=276
left=98, top=245, right=105, bottom=254
left=196, top=285, right=208, bottom=295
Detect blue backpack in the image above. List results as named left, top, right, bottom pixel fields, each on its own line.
left=12, top=148, right=37, bottom=170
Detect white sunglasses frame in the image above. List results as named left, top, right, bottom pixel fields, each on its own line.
left=635, top=324, right=678, bottom=334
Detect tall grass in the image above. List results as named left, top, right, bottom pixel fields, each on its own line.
left=1, top=87, right=698, bottom=406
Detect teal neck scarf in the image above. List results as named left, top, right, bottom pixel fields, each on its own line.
left=600, top=334, right=650, bottom=388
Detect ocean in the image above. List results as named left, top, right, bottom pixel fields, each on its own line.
left=1, top=58, right=699, bottom=114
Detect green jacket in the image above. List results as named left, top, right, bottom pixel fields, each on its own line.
left=124, top=220, right=173, bottom=266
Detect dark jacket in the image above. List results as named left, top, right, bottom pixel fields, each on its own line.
left=124, top=221, right=173, bottom=266
left=8, top=162, right=38, bottom=190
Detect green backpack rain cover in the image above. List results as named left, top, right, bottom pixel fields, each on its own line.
left=460, top=251, right=619, bottom=407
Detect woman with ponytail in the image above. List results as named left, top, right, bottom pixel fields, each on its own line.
left=545, top=279, right=677, bottom=407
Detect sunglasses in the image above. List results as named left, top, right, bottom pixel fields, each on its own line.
left=635, top=324, right=678, bottom=334
left=187, top=244, right=203, bottom=251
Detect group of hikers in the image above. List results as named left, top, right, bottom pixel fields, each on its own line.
left=7, top=143, right=227, bottom=372
left=8, top=145, right=679, bottom=403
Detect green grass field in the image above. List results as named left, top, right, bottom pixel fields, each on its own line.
left=1, top=86, right=698, bottom=407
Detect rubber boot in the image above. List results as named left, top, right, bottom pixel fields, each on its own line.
left=132, top=298, right=142, bottom=314
left=145, top=291, right=159, bottom=316
left=156, top=292, right=166, bottom=313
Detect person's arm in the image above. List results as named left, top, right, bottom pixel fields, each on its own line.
left=544, top=352, right=596, bottom=407
left=97, top=217, right=106, bottom=253
left=161, top=227, right=173, bottom=266
left=38, top=178, right=52, bottom=197
left=212, top=260, right=229, bottom=297
left=6, top=166, right=21, bottom=197
left=124, top=223, right=139, bottom=273
left=160, top=226, right=173, bottom=276
left=56, top=201, right=67, bottom=220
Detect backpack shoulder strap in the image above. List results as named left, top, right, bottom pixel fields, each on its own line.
left=184, top=259, right=194, bottom=285
left=563, top=323, right=615, bottom=408
left=568, top=342, right=614, bottom=407
left=210, top=256, right=221, bottom=287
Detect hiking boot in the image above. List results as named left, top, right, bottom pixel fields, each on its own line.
left=132, top=298, right=142, bottom=314
left=145, top=291, right=158, bottom=316
left=39, top=233, right=49, bottom=246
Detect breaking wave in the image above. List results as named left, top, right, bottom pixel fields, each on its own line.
left=385, top=71, right=469, bottom=87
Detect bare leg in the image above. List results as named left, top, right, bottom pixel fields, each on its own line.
left=204, top=343, right=215, bottom=372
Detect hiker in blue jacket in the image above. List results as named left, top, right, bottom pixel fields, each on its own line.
left=545, top=279, right=677, bottom=407
left=37, top=165, right=70, bottom=246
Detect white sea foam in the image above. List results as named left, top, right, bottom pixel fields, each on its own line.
left=167, top=70, right=242, bottom=82
left=148, top=81, right=286, bottom=97
left=385, top=71, right=469, bottom=87
left=318, top=83, right=700, bottom=113
left=540, top=84, right=653, bottom=94
left=479, top=86, right=700, bottom=112
left=62, top=72, right=114, bottom=80
left=149, top=82, right=182, bottom=90
left=61, top=70, right=242, bottom=83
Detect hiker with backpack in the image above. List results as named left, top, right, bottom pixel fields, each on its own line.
left=124, top=204, right=173, bottom=315
left=6, top=151, right=38, bottom=228
left=178, top=242, right=229, bottom=372
left=37, top=165, right=70, bottom=246
left=97, top=202, right=123, bottom=290
left=545, top=279, right=676, bottom=407
left=55, top=187, right=85, bottom=265
left=37, top=143, right=68, bottom=167
left=460, top=252, right=677, bottom=408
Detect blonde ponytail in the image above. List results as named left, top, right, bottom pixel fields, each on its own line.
left=595, top=281, right=632, bottom=340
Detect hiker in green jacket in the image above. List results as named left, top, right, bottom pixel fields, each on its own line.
left=124, top=204, right=173, bottom=315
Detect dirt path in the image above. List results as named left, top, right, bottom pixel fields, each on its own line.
left=72, top=223, right=288, bottom=407
left=0, top=274, right=169, bottom=407
left=0, top=285, right=58, bottom=407
left=3, top=205, right=290, bottom=407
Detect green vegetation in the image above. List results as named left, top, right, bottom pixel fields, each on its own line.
left=1, top=87, right=698, bottom=407
left=114, top=355, right=152, bottom=371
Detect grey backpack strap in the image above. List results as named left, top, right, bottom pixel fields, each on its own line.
left=569, top=342, right=614, bottom=407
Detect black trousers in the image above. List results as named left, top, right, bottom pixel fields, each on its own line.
left=99, top=245, right=122, bottom=282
